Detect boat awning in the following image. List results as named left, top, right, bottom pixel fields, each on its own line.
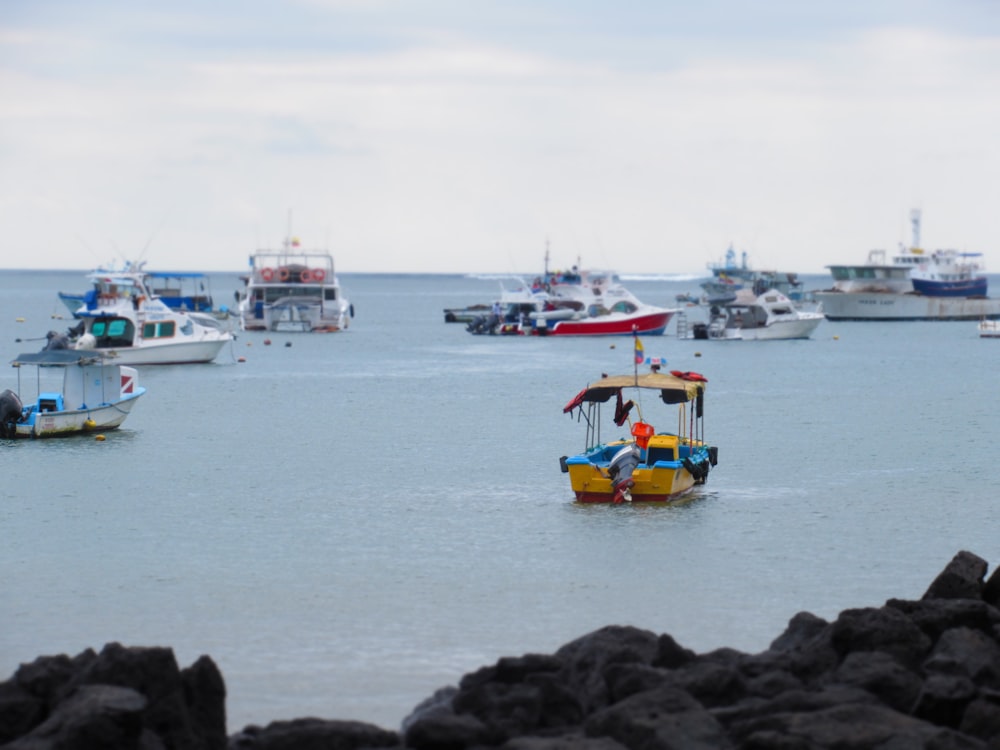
left=11, top=350, right=109, bottom=367
left=563, top=372, right=706, bottom=411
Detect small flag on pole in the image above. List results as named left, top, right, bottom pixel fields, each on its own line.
left=634, top=336, right=644, bottom=364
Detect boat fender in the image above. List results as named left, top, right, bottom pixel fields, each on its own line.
left=349, top=303, right=355, bottom=318
left=313, top=268, right=326, bottom=282
left=708, top=446, right=719, bottom=466
left=559, top=455, right=569, bottom=473
left=261, top=268, right=275, bottom=282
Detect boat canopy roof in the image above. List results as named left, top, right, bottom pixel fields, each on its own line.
left=146, top=271, right=207, bottom=279
left=564, top=371, right=705, bottom=412
left=11, top=350, right=109, bottom=367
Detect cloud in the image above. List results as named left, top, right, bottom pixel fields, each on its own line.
left=1, top=2, right=999, bottom=273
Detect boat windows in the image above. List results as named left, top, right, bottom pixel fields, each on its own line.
left=263, top=287, right=319, bottom=302
left=610, top=301, right=637, bottom=314
left=90, top=318, right=135, bottom=347
left=324, top=288, right=338, bottom=301
left=142, top=320, right=176, bottom=339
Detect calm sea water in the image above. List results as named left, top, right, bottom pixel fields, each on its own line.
left=2, top=269, right=999, bottom=732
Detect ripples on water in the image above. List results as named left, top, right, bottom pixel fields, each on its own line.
left=2, top=270, right=999, bottom=730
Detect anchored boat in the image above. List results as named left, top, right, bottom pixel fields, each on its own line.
left=238, top=239, right=353, bottom=332
left=560, top=362, right=718, bottom=503
left=1, top=350, right=146, bottom=439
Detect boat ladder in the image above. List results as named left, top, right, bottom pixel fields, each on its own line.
left=675, top=311, right=688, bottom=339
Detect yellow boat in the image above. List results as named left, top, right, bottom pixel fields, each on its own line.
left=560, top=369, right=718, bottom=503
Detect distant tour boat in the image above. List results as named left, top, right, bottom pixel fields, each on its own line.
left=238, top=238, right=353, bottom=332
left=815, top=209, right=1000, bottom=321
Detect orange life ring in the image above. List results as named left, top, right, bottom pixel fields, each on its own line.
left=312, top=268, right=326, bottom=282
left=261, top=267, right=275, bottom=281
left=278, top=267, right=290, bottom=282
left=300, top=269, right=312, bottom=283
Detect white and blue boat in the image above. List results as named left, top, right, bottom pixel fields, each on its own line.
left=1, top=350, right=145, bottom=439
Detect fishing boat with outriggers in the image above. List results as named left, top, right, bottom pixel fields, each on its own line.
left=59, top=262, right=222, bottom=316
left=560, top=349, right=718, bottom=503
left=1, top=350, right=145, bottom=439
left=45, top=267, right=234, bottom=365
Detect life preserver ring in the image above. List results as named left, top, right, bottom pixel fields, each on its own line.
left=261, top=268, right=275, bottom=282
left=278, top=267, right=290, bottom=282
left=312, top=268, right=326, bottom=282
left=300, top=269, right=312, bottom=283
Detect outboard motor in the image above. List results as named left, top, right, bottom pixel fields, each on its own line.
left=0, top=389, right=24, bottom=439
left=44, top=330, right=70, bottom=350
left=608, top=444, right=641, bottom=503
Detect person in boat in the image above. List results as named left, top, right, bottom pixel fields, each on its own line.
left=44, top=330, right=71, bottom=351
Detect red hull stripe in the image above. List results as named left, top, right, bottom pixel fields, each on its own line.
left=574, top=488, right=692, bottom=504
left=549, top=312, right=673, bottom=336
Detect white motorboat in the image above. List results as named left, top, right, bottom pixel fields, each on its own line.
left=52, top=268, right=234, bottom=365
left=978, top=320, right=1000, bottom=338
left=1, top=350, right=145, bottom=439
left=465, top=264, right=677, bottom=337
left=704, top=289, right=824, bottom=340
left=238, top=239, right=353, bottom=332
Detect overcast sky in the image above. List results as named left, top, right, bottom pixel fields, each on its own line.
left=2, top=1, right=998, bottom=274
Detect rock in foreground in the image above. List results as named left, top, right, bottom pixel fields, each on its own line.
left=4, top=551, right=1000, bottom=749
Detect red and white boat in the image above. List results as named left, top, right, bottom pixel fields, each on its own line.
left=465, top=262, right=677, bottom=337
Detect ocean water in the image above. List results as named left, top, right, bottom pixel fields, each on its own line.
left=2, top=269, right=999, bottom=732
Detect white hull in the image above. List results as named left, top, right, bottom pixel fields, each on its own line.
left=7, top=354, right=146, bottom=439
left=979, top=320, right=1000, bottom=338
left=80, top=338, right=229, bottom=365
left=725, top=316, right=824, bottom=340
left=16, top=398, right=141, bottom=438
left=815, top=292, right=1000, bottom=321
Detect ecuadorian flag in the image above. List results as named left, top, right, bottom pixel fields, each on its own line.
left=634, top=336, right=644, bottom=364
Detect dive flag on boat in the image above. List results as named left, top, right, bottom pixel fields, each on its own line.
left=120, top=373, right=134, bottom=395
left=634, top=336, right=644, bottom=364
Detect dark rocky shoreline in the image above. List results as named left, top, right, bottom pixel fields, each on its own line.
left=4, top=550, right=1000, bottom=749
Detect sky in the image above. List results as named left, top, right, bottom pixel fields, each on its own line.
left=2, top=1, right=999, bottom=275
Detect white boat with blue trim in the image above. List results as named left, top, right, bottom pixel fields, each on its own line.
left=1, top=350, right=146, bottom=439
